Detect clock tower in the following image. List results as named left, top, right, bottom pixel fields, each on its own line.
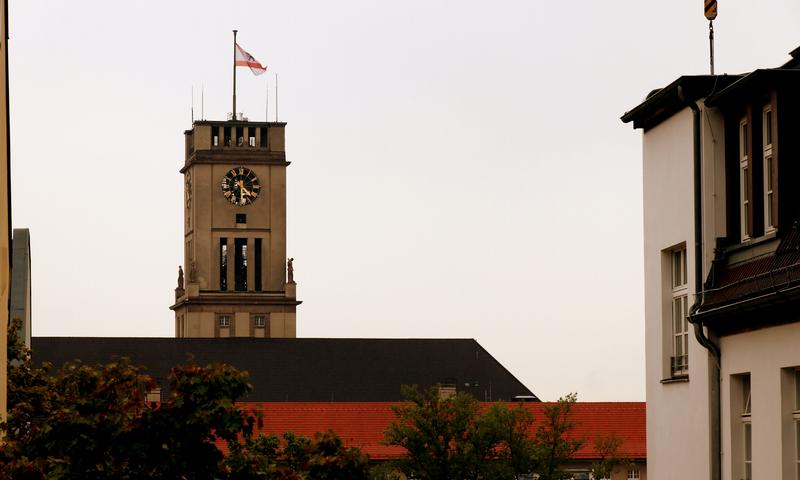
left=171, top=120, right=299, bottom=338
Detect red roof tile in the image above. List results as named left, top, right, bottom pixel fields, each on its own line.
left=218, top=402, right=646, bottom=461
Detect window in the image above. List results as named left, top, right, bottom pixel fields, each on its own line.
left=218, top=315, right=231, bottom=328
left=740, top=118, right=751, bottom=240
left=763, top=106, right=775, bottom=233
left=627, top=468, right=640, bottom=479
left=248, top=128, right=256, bottom=147
left=236, top=213, right=247, bottom=224
left=236, top=126, right=244, bottom=146
left=670, top=247, right=689, bottom=376
left=146, top=387, right=162, bottom=403
left=259, top=127, right=268, bottom=148
left=234, top=238, right=248, bottom=291
left=254, top=238, right=262, bottom=292
left=254, top=315, right=266, bottom=328
left=224, top=126, right=231, bottom=147
left=212, top=126, right=219, bottom=147
left=794, top=369, right=800, bottom=479
left=742, top=374, right=752, bottom=480
left=220, top=238, right=228, bottom=291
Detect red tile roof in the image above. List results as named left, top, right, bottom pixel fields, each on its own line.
left=221, top=402, right=645, bottom=461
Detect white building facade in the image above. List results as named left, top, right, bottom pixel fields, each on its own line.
left=623, top=47, right=800, bottom=480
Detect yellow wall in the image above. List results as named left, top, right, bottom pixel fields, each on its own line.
left=0, top=0, right=10, bottom=422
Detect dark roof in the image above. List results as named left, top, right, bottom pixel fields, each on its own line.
left=705, top=69, right=800, bottom=107
left=782, top=45, right=800, bottom=69
left=30, top=337, right=537, bottom=402
left=620, top=75, right=742, bottom=130
left=696, top=222, right=800, bottom=332
left=622, top=45, right=800, bottom=130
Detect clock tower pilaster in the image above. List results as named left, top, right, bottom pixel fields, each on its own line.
left=171, top=120, right=300, bottom=338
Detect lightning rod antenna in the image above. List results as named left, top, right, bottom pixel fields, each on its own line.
left=704, top=0, right=717, bottom=74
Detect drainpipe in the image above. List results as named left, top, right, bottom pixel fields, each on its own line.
left=678, top=85, right=721, bottom=480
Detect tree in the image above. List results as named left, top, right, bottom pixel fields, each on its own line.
left=590, top=432, right=629, bottom=480
left=533, top=393, right=584, bottom=480
left=383, top=386, right=582, bottom=480
left=1, top=352, right=254, bottom=479
left=1, top=321, right=370, bottom=480
left=225, top=430, right=371, bottom=480
left=480, top=402, right=537, bottom=478
left=384, top=385, right=484, bottom=480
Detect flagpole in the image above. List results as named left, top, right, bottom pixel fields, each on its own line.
left=265, top=78, right=269, bottom=123
left=232, top=29, right=238, bottom=120
left=275, top=73, right=278, bottom=122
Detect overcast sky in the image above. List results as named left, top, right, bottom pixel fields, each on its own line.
left=8, top=1, right=800, bottom=401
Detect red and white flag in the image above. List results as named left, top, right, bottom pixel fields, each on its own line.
left=235, top=43, right=267, bottom=75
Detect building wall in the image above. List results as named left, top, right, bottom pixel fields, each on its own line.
left=0, top=0, right=9, bottom=421
left=720, top=323, right=800, bottom=480
left=173, top=122, right=298, bottom=338
left=11, top=228, right=31, bottom=348
left=642, top=106, right=712, bottom=480
left=563, top=462, right=647, bottom=480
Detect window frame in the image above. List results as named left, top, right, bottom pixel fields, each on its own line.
left=220, top=238, right=228, bottom=291
left=739, top=118, right=751, bottom=241
left=742, top=374, right=752, bottom=480
left=218, top=314, right=231, bottom=328
left=762, top=105, right=776, bottom=234
left=254, top=315, right=266, bottom=328
left=670, top=247, right=689, bottom=377
left=794, top=369, right=800, bottom=480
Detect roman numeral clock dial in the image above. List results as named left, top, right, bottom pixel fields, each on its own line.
left=221, top=167, right=261, bottom=206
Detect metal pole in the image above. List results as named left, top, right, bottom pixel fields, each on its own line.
left=266, top=78, right=269, bottom=122
left=275, top=74, right=278, bottom=122
left=709, top=20, right=715, bottom=75
left=233, top=30, right=238, bottom=119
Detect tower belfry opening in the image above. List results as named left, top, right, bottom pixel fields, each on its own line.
left=171, top=119, right=300, bottom=338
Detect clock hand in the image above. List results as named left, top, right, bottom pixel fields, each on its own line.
left=237, top=180, right=253, bottom=198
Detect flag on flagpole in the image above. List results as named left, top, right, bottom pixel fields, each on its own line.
left=235, top=43, right=268, bottom=75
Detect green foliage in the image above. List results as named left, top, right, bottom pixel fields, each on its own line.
left=481, top=402, right=537, bottom=477
left=384, top=385, right=487, bottom=480
left=533, top=393, right=584, bottom=480
left=1, top=321, right=370, bottom=480
left=384, top=386, right=582, bottom=480
left=1, top=352, right=252, bottom=479
left=225, top=430, right=370, bottom=480
left=590, top=432, right=629, bottom=480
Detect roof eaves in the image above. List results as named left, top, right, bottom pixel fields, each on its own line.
left=705, top=69, right=800, bottom=107
left=782, top=46, right=800, bottom=68
left=620, top=75, right=740, bottom=130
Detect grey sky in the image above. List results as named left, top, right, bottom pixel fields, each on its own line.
left=9, top=1, right=800, bottom=401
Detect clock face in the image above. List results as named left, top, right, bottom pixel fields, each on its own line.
left=221, top=167, right=261, bottom=206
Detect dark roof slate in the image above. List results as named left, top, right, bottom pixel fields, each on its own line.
left=696, top=222, right=800, bottom=331
left=30, top=337, right=537, bottom=402
left=620, top=75, right=741, bottom=130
